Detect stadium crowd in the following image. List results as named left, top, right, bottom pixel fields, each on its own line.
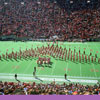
left=0, top=0, right=100, bottom=40
left=0, top=81, right=100, bottom=95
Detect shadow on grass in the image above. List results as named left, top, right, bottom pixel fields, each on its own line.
left=16, top=79, right=21, bottom=83
left=35, top=76, right=43, bottom=82
left=65, top=79, right=71, bottom=82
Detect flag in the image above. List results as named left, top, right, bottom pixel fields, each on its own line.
left=96, top=51, right=98, bottom=53
left=90, top=49, right=92, bottom=51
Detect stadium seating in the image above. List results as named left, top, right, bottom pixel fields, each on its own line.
left=0, top=0, right=100, bottom=40
left=0, top=81, right=100, bottom=95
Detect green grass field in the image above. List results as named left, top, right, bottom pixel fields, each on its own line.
left=0, top=41, right=100, bottom=85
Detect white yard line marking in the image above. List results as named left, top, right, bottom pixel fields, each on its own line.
left=66, top=44, right=69, bottom=74
left=86, top=43, right=97, bottom=77
left=90, top=43, right=98, bottom=77
left=92, top=63, right=97, bottom=77
left=80, top=63, right=82, bottom=76
left=66, top=61, right=69, bottom=74
left=79, top=44, right=82, bottom=77
left=22, top=60, right=35, bottom=77
left=9, top=60, right=23, bottom=74
left=0, top=43, right=16, bottom=74
left=0, top=73, right=100, bottom=79
left=36, top=66, right=42, bottom=75
left=0, top=76, right=98, bottom=84
left=51, top=59, right=57, bottom=75
left=0, top=62, right=11, bottom=73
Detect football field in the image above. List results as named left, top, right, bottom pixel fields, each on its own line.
left=0, top=41, right=100, bottom=85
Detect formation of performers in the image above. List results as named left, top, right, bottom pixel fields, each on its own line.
left=37, top=57, right=51, bottom=65
left=0, top=44, right=100, bottom=64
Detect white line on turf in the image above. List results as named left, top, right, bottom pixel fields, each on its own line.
left=0, top=61, right=11, bottom=73
left=79, top=44, right=82, bottom=77
left=66, top=61, right=68, bottom=74
left=80, top=63, right=82, bottom=76
left=0, top=43, right=16, bottom=73
left=0, top=76, right=98, bottom=84
left=36, top=61, right=43, bottom=75
left=66, top=44, right=69, bottom=74
left=9, top=59, right=23, bottom=74
left=36, top=66, right=41, bottom=75
left=0, top=73, right=100, bottom=79
left=92, top=43, right=98, bottom=78
left=51, top=59, right=57, bottom=75
left=86, top=43, right=96, bottom=77
left=92, top=63, right=97, bottom=77
left=22, top=59, right=35, bottom=77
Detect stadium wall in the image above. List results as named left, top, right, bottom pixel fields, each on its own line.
left=0, top=35, right=100, bottom=42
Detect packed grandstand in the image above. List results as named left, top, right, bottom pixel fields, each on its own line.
left=0, top=0, right=100, bottom=95
left=0, top=0, right=100, bottom=41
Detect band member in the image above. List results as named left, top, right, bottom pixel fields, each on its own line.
left=76, top=55, right=78, bottom=61
left=74, top=48, right=76, bottom=53
left=70, top=54, right=72, bottom=61
left=0, top=55, right=1, bottom=60
left=95, top=54, right=97, bottom=58
left=68, top=54, right=69, bottom=60
left=88, top=55, right=90, bottom=62
left=83, top=50, right=85, bottom=55
left=65, top=54, right=66, bottom=61
left=15, top=74, right=17, bottom=80
left=90, top=52, right=92, bottom=56
left=82, top=54, right=84, bottom=62
left=91, top=56, right=93, bottom=63
left=98, top=58, right=100, bottom=63
left=33, top=71, right=35, bottom=77
left=94, top=57, right=96, bottom=62
left=34, top=67, right=36, bottom=73
left=64, top=73, right=67, bottom=80
left=79, top=49, right=80, bottom=55
left=73, top=56, right=75, bottom=62
left=79, top=55, right=81, bottom=62
left=85, top=55, right=87, bottom=63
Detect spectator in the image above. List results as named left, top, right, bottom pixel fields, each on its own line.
left=0, top=0, right=100, bottom=41
left=0, top=81, right=100, bottom=95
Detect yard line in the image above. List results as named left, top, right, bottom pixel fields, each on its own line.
left=86, top=43, right=97, bottom=77
left=22, top=59, right=35, bottom=77
left=8, top=60, right=24, bottom=82
left=1, top=73, right=100, bottom=79
left=36, top=66, right=42, bottom=75
left=92, top=63, right=97, bottom=77
left=0, top=43, right=16, bottom=74
left=51, top=59, right=57, bottom=75
left=9, top=60, right=23, bottom=74
left=0, top=61, right=11, bottom=73
left=0, top=76, right=98, bottom=84
left=80, top=63, right=82, bottom=76
left=66, top=61, right=69, bottom=74
left=91, top=43, right=98, bottom=77
left=79, top=44, right=82, bottom=77
left=36, top=63, right=44, bottom=75
left=66, top=44, right=69, bottom=75
left=36, top=42, right=49, bottom=75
